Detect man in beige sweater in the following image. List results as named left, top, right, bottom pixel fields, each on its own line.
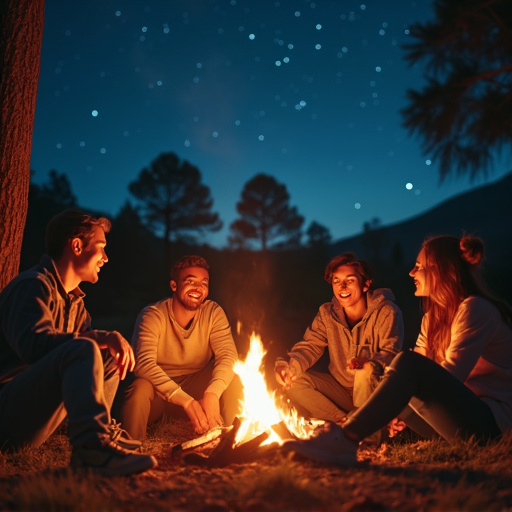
left=121, top=255, right=242, bottom=441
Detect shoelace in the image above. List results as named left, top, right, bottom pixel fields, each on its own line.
left=108, top=420, right=133, bottom=442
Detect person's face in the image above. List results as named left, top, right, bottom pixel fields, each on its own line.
left=331, top=264, right=370, bottom=311
left=409, top=248, right=430, bottom=297
left=73, top=227, right=108, bottom=284
left=170, top=266, right=209, bottom=311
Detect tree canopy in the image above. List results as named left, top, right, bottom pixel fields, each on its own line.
left=20, top=170, right=77, bottom=269
left=128, top=152, right=222, bottom=262
left=306, top=221, right=332, bottom=248
left=401, top=0, right=512, bottom=182
left=229, top=173, right=304, bottom=251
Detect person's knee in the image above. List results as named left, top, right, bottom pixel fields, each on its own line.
left=389, top=349, right=422, bottom=372
left=353, top=370, right=378, bottom=408
left=287, top=372, right=314, bottom=391
left=125, top=378, right=155, bottom=401
left=220, top=375, right=244, bottom=425
left=65, top=337, right=103, bottom=368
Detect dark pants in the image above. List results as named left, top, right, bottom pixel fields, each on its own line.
left=344, top=350, right=501, bottom=443
left=0, top=338, right=119, bottom=450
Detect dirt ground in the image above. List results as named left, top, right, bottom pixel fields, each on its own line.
left=2, top=421, right=512, bottom=511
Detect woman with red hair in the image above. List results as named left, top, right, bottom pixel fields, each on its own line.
left=284, top=235, right=512, bottom=464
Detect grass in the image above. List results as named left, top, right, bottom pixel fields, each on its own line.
left=1, top=421, right=512, bottom=511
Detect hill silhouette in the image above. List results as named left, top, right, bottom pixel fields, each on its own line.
left=329, top=170, right=512, bottom=287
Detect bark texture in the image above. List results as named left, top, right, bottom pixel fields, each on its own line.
left=0, top=0, right=44, bottom=290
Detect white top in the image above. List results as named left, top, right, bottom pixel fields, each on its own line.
left=415, top=295, right=512, bottom=433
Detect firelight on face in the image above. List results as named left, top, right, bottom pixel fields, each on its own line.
left=409, top=248, right=430, bottom=297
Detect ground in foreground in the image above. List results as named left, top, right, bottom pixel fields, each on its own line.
left=1, top=421, right=511, bottom=511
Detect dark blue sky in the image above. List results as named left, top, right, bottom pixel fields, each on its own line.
left=30, top=0, right=510, bottom=247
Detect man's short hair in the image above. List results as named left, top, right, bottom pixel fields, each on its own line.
left=46, top=210, right=111, bottom=260
left=323, top=252, right=373, bottom=286
left=170, top=255, right=210, bottom=282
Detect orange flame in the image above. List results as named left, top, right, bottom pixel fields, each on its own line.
left=233, top=332, right=323, bottom=445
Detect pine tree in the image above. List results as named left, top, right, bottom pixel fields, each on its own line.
left=401, top=0, right=512, bottom=181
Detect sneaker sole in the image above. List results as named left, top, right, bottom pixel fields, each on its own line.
left=282, top=440, right=357, bottom=466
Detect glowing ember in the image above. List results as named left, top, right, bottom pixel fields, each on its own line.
left=233, top=333, right=323, bottom=446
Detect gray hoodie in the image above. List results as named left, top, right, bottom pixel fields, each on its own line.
left=288, top=288, right=404, bottom=388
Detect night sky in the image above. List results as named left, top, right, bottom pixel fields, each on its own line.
left=30, top=0, right=510, bottom=248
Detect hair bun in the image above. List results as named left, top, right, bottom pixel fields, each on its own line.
left=459, top=235, right=484, bottom=265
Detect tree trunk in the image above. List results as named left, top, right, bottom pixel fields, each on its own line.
left=0, top=0, right=44, bottom=290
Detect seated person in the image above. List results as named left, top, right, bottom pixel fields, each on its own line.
left=121, top=255, right=242, bottom=441
left=0, top=210, right=156, bottom=475
left=275, top=252, right=403, bottom=446
left=283, top=236, right=512, bottom=464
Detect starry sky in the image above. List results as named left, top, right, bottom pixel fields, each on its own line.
left=30, top=0, right=510, bottom=248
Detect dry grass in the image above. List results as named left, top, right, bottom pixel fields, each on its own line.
left=1, top=420, right=512, bottom=511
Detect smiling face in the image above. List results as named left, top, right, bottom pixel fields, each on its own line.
left=409, top=248, right=430, bottom=297
left=73, top=226, right=108, bottom=284
left=331, top=264, right=370, bottom=313
left=171, top=266, right=209, bottom=311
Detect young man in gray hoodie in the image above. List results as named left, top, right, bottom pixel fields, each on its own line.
left=275, top=252, right=403, bottom=446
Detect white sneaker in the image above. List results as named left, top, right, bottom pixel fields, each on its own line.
left=281, top=421, right=358, bottom=465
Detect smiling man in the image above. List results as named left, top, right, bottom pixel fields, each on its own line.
left=274, top=252, right=403, bottom=448
left=0, top=210, right=156, bottom=475
left=120, top=255, right=242, bottom=441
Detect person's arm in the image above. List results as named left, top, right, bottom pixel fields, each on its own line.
left=133, top=306, right=184, bottom=400
left=81, top=329, right=135, bottom=380
left=274, top=308, right=328, bottom=388
left=413, top=314, right=428, bottom=356
left=289, top=309, right=329, bottom=371
left=368, top=303, right=404, bottom=372
left=2, top=278, right=76, bottom=363
left=442, top=297, right=501, bottom=382
left=202, top=304, right=238, bottom=428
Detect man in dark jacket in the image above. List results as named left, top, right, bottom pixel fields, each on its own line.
left=0, top=210, right=156, bottom=475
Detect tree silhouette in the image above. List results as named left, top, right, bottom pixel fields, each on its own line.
left=362, top=217, right=387, bottom=265
left=20, top=170, right=78, bottom=270
left=0, top=0, right=44, bottom=289
left=101, top=201, right=164, bottom=302
left=229, top=174, right=304, bottom=251
left=128, top=152, right=222, bottom=263
left=306, top=221, right=332, bottom=248
left=401, top=0, right=512, bottom=182
left=35, top=169, right=77, bottom=209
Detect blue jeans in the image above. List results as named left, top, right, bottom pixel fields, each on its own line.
left=344, top=350, right=501, bottom=443
left=0, top=338, right=119, bottom=450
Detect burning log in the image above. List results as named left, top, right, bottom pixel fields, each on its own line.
left=181, top=417, right=279, bottom=467
left=207, top=416, right=241, bottom=460
left=171, top=425, right=229, bottom=456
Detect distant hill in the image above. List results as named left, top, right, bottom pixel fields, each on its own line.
left=329, top=170, right=512, bottom=268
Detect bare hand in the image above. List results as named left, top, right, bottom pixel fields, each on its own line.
left=347, top=357, right=368, bottom=370
left=275, top=361, right=297, bottom=388
left=388, top=417, right=406, bottom=438
left=184, top=399, right=210, bottom=434
left=200, top=392, right=224, bottom=430
left=83, top=330, right=135, bottom=380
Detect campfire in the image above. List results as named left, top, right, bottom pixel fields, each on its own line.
left=172, top=333, right=323, bottom=467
